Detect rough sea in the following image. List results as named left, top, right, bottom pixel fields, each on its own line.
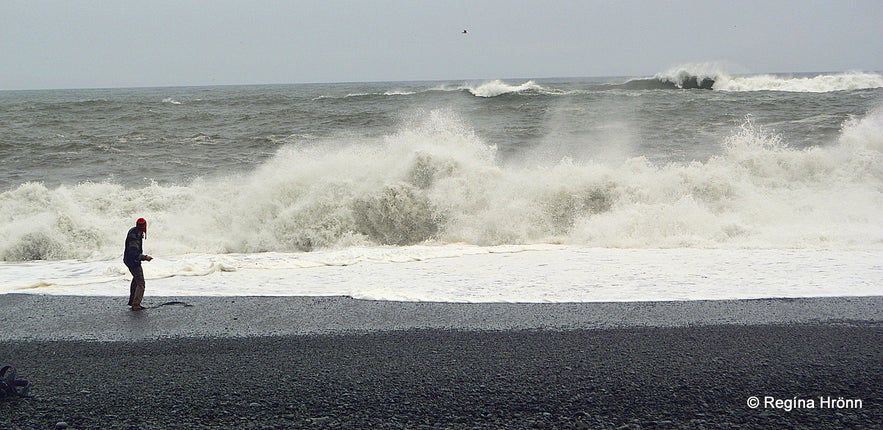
left=2, top=67, right=882, bottom=302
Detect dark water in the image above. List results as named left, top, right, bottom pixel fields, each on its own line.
left=1, top=72, right=881, bottom=259
left=2, top=74, right=879, bottom=189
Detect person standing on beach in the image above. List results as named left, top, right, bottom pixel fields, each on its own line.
left=124, top=218, right=153, bottom=311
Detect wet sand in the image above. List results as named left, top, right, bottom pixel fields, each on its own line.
left=1, top=295, right=881, bottom=429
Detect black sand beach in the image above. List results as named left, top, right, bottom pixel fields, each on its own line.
left=1, top=295, right=881, bottom=429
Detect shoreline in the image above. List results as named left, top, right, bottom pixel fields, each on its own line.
left=2, top=295, right=881, bottom=428
left=1, top=294, right=881, bottom=341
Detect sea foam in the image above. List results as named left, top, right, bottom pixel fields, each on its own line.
left=1, top=107, right=881, bottom=262
left=715, top=72, right=883, bottom=92
left=652, top=63, right=883, bottom=92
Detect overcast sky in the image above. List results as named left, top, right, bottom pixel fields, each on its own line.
left=2, top=0, right=881, bottom=90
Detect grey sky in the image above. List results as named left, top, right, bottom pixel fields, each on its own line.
left=2, top=0, right=881, bottom=90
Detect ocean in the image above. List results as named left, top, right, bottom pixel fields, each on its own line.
left=1, top=68, right=882, bottom=302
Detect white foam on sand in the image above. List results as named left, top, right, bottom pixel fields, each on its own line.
left=1, top=245, right=880, bottom=303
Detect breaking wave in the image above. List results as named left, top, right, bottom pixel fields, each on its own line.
left=458, top=80, right=554, bottom=97
left=623, top=63, right=883, bottom=92
left=327, top=80, right=553, bottom=99
left=715, top=72, right=883, bottom=92
left=653, top=62, right=729, bottom=89
left=1, top=107, right=882, bottom=261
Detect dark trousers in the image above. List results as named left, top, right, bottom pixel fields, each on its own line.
left=127, top=264, right=145, bottom=307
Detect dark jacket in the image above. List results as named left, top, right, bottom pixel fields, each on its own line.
left=123, top=226, right=147, bottom=267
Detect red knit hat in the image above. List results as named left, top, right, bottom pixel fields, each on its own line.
left=136, top=218, right=147, bottom=235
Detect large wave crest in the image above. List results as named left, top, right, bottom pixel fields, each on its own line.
left=628, top=62, right=883, bottom=92
left=1, top=107, right=882, bottom=261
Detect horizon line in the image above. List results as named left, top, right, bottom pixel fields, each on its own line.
left=3, top=69, right=879, bottom=92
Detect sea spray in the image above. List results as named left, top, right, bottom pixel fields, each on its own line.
left=1, top=105, right=882, bottom=261
left=571, top=111, right=883, bottom=248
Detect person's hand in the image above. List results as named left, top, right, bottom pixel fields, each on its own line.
left=145, top=255, right=153, bottom=262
